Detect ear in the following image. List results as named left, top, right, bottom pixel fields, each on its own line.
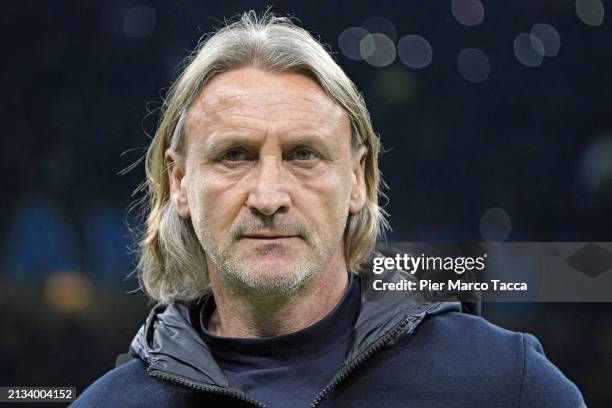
left=165, top=148, right=191, bottom=219
left=349, top=145, right=368, bottom=214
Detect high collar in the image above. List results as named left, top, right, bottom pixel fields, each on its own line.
left=129, top=258, right=473, bottom=388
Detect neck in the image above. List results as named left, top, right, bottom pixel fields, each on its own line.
left=207, top=249, right=349, bottom=338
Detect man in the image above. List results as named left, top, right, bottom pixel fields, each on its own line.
left=73, top=11, right=584, bottom=407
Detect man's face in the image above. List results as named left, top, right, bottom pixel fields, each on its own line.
left=167, top=67, right=366, bottom=295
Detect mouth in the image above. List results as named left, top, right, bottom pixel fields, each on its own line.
left=242, top=235, right=299, bottom=241
left=242, top=234, right=300, bottom=240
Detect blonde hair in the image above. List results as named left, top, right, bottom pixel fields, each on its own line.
left=137, top=11, right=389, bottom=304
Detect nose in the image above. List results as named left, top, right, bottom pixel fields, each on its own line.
left=245, top=155, right=291, bottom=216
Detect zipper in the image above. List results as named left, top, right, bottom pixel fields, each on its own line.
left=309, top=303, right=434, bottom=408
left=150, top=303, right=436, bottom=408
left=309, top=316, right=410, bottom=408
left=149, top=369, right=266, bottom=408
left=150, top=318, right=410, bottom=408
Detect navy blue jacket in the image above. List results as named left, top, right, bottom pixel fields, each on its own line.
left=73, top=268, right=584, bottom=407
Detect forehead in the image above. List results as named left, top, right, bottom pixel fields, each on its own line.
left=183, top=67, right=350, bottom=145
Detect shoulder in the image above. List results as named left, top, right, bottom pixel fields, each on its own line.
left=417, top=310, right=524, bottom=348
left=407, top=311, right=584, bottom=406
left=396, top=311, right=527, bottom=379
left=71, top=359, right=194, bottom=407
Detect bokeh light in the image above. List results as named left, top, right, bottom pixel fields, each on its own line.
left=530, top=24, right=561, bottom=57
left=451, top=0, right=485, bottom=26
left=362, top=16, right=398, bottom=42
left=360, top=33, right=396, bottom=67
left=338, top=27, right=371, bottom=61
left=123, top=6, right=157, bottom=38
left=397, top=35, right=433, bottom=69
left=457, top=48, right=490, bottom=82
left=480, top=207, right=512, bottom=242
left=513, top=33, right=545, bottom=67
left=578, top=133, right=612, bottom=199
left=45, top=270, right=94, bottom=313
left=575, top=0, right=605, bottom=26
left=372, top=65, right=416, bottom=103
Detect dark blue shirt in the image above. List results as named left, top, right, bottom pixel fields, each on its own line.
left=199, top=274, right=360, bottom=408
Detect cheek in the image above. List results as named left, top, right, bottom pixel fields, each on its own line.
left=185, top=173, right=245, bottom=233
left=298, top=170, right=352, bottom=226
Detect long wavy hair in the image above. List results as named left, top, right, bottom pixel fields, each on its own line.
left=136, top=11, right=389, bottom=304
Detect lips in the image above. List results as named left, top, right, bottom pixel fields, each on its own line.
left=241, top=229, right=301, bottom=240
left=243, top=234, right=298, bottom=240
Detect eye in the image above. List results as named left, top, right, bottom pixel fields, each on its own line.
left=221, top=149, right=249, bottom=162
left=290, top=148, right=315, bottom=161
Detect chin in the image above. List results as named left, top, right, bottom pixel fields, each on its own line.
left=239, top=241, right=308, bottom=270
left=226, top=259, right=319, bottom=296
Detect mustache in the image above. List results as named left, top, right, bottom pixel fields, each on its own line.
left=231, top=217, right=308, bottom=239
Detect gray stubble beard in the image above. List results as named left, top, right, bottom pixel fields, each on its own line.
left=195, top=220, right=338, bottom=297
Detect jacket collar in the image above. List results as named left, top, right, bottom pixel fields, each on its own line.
left=130, top=262, right=471, bottom=388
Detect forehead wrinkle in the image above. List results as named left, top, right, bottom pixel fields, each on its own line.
left=197, top=83, right=339, bottom=107
left=184, top=75, right=350, bottom=152
left=205, top=101, right=341, bottom=125
left=187, top=102, right=346, bottom=142
left=205, top=112, right=341, bottom=129
left=203, top=121, right=338, bottom=146
left=193, top=84, right=344, bottom=119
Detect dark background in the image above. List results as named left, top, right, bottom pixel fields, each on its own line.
left=1, top=0, right=611, bottom=405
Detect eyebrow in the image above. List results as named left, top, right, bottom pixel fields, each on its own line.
left=199, top=135, right=259, bottom=160
left=199, top=132, right=337, bottom=161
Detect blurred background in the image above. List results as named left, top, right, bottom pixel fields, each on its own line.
left=2, top=0, right=611, bottom=405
